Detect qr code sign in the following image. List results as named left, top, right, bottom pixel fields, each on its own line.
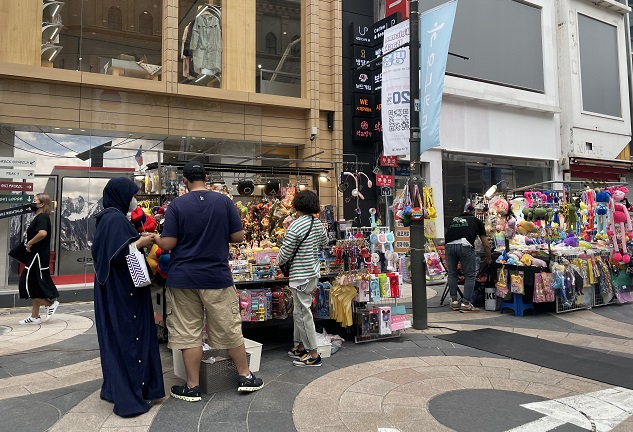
left=388, top=109, right=409, bottom=132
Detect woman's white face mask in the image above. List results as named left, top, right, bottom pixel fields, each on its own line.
left=126, top=197, right=137, bottom=220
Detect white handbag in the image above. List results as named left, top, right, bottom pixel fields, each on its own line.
left=125, top=244, right=152, bottom=287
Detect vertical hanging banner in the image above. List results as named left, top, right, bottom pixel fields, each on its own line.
left=381, top=20, right=410, bottom=156
left=419, top=0, right=458, bottom=154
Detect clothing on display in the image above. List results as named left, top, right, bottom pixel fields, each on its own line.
left=182, top=6, right=222, bottom=79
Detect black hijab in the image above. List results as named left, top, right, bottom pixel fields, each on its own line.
left=92, top=178, right=140, bottom=284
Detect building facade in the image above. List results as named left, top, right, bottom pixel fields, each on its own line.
left=0, top=0, right=344, bottom=291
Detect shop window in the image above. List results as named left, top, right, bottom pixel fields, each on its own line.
left=257, top=1, right=303, bottom=97
left=178, top=1, right=222, bottom=88
left=50, top=1, right=162, bottom=80
left=265, top=32, right=277, bottom=55
left=139, top=12, right=154, bottom=35
left=108, top=6, right=123, bottom=31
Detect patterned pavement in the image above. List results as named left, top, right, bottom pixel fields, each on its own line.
left=0, top=287, right=632, bottom=432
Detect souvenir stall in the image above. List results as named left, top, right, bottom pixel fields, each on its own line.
left=138, top=162, right=408, bottom=344
left=480, top=181, right=633, bottom=315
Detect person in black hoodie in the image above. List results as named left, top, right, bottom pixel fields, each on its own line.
left=91, top=177, right=164, bottom=417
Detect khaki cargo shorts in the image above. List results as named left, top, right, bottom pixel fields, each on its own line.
left=166, top=286, right=244, bottom=350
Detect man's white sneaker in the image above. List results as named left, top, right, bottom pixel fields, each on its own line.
left=43, top=300, right=59, bottom=322
left=19, top=316, right=41, bottom=325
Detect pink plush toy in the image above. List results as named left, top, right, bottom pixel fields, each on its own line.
left=608, top=186, right=632, bottom=263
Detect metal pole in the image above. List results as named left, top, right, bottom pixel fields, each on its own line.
left=409, top=0, right=427, bottom=330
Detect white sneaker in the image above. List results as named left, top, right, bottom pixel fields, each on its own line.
left=449, top=300, right=460, bottom=310
left=19, top=316, right=41, bottom=325
left=43, top=300, right=59, bottom=322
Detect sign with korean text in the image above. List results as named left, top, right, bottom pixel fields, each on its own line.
left=373, top=70, right=383, bottom=93
left=0, top=158, right=36, bottom=168
left=0, top=194, right=33, bottom=204
left=0, top=169, right=34, bottom=179
left=354, top=94, right=375, bottom=117
left=381, top=20, right=410, bottom=156
left=0, top=204, right=31, bottom=220
left=380, top=155, right=399, bottom=167
left=376, top=174, right=394, bottom=187
left=393, top=218, right=410, bottom=253
left=353, top=46, right=374, bottom=68
left=380, top=187, right=393, bottom=196
left=352, top=20, right=373, bottom=46
left=353, top=69, right=374, bottom=93
left=372, top=13, right=401, bottom=46
left=420, top=0, right=458, bottom=153
left=0, top=182, right=33, bottom=192
left=395, top=164, right=411, bottom=177
left=353, top=118, right=375, bottom=141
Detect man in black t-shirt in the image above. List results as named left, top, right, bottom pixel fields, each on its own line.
left=444, top=203, right=491, bottom=311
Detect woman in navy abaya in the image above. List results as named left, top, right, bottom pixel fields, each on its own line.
left=91, top=177, right=164, bottom=417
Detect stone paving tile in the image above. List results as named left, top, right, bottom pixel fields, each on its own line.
left=479, top=357, right=541, bottom=371
left=338, top=391, right=383, bottom=413
left=339, top=412, right=394, bottom=432
left=292, top=396, right=342, bottom=429
left=249, top=380, right=304, bottom=413
left=457, top=365, right=510, bottom=379
left=248, top=411, right=296, bottom=432
left=199, top=400, right=249, bottom=423
left=373, top=367, right=428, bottom=385
left=509, top=369, right=566, bottom=385
left=383, top=403, right=430, bottom=421
left=523, top=382, right=574, bottom=399
left=382, top=390, right=426, bottom=407
left=453, top=376, right=493, bottom=389
left=198, top=423, right=248, bottom=432
left=488, top=377, right=530, bottom=392
left=410, top=365, right=467, bottom=378
left=346, top=376, right=399, bottom=396
left=49, top=412, right=109, bottom=432
left=391, top=419, right=452, bottom=432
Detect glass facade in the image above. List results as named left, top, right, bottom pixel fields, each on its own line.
left=50, top=0, right=163, bottom=79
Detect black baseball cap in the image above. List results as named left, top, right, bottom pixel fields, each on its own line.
left=182, top=161, right=206, bottom=181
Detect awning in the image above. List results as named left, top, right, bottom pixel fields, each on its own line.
left=569, top=157, right=632, bottom=182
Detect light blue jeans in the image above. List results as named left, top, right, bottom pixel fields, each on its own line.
left=445, top=243, right=477, bottom=302
left=292, top=277, right=319, bottom=351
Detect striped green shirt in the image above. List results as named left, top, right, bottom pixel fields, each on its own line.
left=277, top=215, right=328, bottom=284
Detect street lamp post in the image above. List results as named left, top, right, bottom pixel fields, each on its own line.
left=408, top=0, right=428, bottom=330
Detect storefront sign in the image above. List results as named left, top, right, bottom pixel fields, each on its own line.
left=0, top=158, right=36, bottom=167
left=0, top=182, right=33, bottom=192
left=352, top=20, right=373, bottom=46
left=0, top=169, right=34, bottom=179
left=380, top=187, right=393, bottom=197
left=353, top=70, right=374, bottom=93
left=394, top=164, right=411, bottom=177
left=372, top=46, right=384, bottom=70
left=354, top=94, right=375, bottom=117
left=0, top=204, right=31, bottom=219
left=394, top=218, right=410, bottom=253
left=380, top=155, right=399, bottom=167
left=0, top=194, right=33, bottom=204
left=386, top=0, right=410, bottom=19
left=353, top=118, right=375, bottom=141
left=372, top=12, right=402, bottom=46
left=376, top=174, right=394, bottom=187
left=353, top=46, right=374, bottom=68
left=373, top=70, right=383, bottom=93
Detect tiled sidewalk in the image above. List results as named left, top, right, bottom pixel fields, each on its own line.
left=0, top=293, right=632, bottom=432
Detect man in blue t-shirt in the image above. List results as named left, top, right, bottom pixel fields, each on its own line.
left=154, top=161, right=263, bottom=401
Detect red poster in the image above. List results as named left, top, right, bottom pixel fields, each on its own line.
left=375, top=174, right=394, bottom=187
left=380, top=155, right=398, bottom=167
left=0, top=182, right=33, bottom=192
left=386, top=0, right=409, bottom=19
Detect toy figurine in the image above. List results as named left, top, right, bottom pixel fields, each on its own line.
left=594, top=190, right=611, bottom=240
left=608, top=186, right=632, bottom=263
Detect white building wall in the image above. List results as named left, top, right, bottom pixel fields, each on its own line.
left=557, top=0, right=632, bottom=162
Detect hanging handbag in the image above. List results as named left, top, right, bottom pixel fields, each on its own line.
left=510, top=271, right=525, bottom=295
left=125, top=243, right=152, bottom=287
left=8, top=243, right=30, bottom=265
left=423, top=186, right=437, bottom=219
left=279, top=216, right=314, bottom=278
left=410, top=184, right=426, bottom=221
left=495, top=265, right=509, bottom=299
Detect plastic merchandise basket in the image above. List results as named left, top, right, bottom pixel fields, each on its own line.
left=200, top=349, right=251, bottom=394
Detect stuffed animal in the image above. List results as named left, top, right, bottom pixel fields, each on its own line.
left=595, top=190, right=611, bottom=239
left=516, top=219, right=537, bottom=236
left=563, top=232, right=579, bottom=247
left=608, top=186, right=632, bottom=263
left=156, top=248, right=171, bottom=278
left=147, top=244, right=160, bottom=275
left=520, top=254, right=532, bottom=266
left=531, top=257, right=547, bottom=267
left=505, top=214, right=517, bottom=239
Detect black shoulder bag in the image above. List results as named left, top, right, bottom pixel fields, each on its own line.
left=280, top=216, right=314, bottom=278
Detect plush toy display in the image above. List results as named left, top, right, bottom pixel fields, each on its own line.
left=608, top=186, right=632, bottom=263
left=594, top=190, right=611, bottom=240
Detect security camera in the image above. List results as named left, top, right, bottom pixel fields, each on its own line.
left=309, top=126, right=317, bottom=141
left=310, top=134, right=316, bottom=141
